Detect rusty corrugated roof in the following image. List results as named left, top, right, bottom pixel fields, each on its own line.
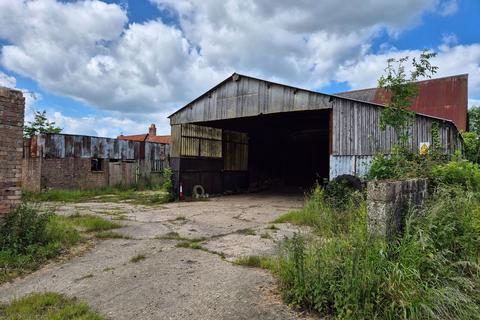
left=335, top=74, right=468, bottom=131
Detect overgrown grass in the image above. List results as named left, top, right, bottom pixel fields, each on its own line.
left=64, top=214, right=122, bottom=232
left=272, top=185, right=480, bottom=319
left=0, top=292, right=105, bottom=319
left=23, top=186, right=171, bottom=205
left=274, top=186, right=365, bottom=237
left=0, top=205, right=82, bottom=284
left=234, top=255, right=274, bottom=269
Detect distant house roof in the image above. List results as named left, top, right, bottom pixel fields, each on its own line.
left=335, top=74, right=468, bottom=131
left=117, top=134, right=171, bottom=144
left=117, top=134, right=148, bottom=142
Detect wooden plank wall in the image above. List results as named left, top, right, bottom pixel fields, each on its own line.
left=223, top=130, right=248, bottom=171
left=170, top=76, right=333, bottom=125
left=332, top=100, right=462, bottom=156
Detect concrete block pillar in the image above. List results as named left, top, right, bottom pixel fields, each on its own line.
left=367, top=179, right=429, bottom=240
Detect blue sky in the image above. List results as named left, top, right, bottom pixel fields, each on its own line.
left=0, top=0, right=479, bottom=137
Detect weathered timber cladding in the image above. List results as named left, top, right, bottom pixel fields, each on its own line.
left=332, top=100, right=462, bottom=156
left=177, top=124, right=222, bottom=158
left=0, top=87, right=24, bottom=216
left=170, top=125, right=181, bottom=157
left=223, top=130, right=248, bottom=171
left=170, top=75, right=333, bottom=125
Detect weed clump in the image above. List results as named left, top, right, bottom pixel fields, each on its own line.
left=273, top=186, right=480, bottom=319
left=0, top=204, right=81, bottom=283
left=0, top=292, right=105, bottom=319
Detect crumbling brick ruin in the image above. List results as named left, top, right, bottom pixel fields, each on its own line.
left=0, top=87, right=24, bottom=217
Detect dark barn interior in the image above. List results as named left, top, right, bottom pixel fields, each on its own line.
left=199, top=109, right=331, bottom=193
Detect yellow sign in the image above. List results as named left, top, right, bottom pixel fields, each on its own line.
left=419, top=142, right=430, bottom=155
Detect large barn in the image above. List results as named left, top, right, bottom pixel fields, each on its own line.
left=169, top=73, right=464, bottom=196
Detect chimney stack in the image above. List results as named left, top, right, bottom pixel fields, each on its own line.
left=149, top=124, right=156, bottom=136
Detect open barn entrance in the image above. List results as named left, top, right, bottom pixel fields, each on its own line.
left=199, top=109, right=331, bottom=193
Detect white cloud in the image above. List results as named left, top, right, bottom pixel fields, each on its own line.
left=438, top=0, right=458, bottom=16
left=0, top=0, right=447, bottom=115
left=0, top=71, right=16, bottom=88
left=0, top=0, right=475, bottom=135
left=335, top=44, right=480, bottom=100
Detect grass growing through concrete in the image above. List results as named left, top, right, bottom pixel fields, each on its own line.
left=174, top=239, right=225, bottom=258
left=234, top=255, right=274, bottom=269
left=62, top=214, right=122, bottom=232
left=237, top=228, right=256, bottom=236
left=130, top=253, right=146, bottom=263
left=156, top=232, right=187, bottom=241
left=23, top=187, right=170, bottom=205
left=260, top=232, right=272, bottom=240
left=95, top=231, right=132, bottom=239
left=0, top=292, right=105, bottom=319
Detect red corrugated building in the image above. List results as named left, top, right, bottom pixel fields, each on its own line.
left=335, top=74, right=468, bottom=131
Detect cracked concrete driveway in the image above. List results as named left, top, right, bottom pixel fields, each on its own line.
left=0, top=193, right=312, bottom=320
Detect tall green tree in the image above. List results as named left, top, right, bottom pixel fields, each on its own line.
left=468, top=106, right=480, bottom=135
left=24, top=110, right=62, bottom=138
left=378, top=49, right=438, bottom=145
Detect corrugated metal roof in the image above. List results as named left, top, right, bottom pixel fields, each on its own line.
left=168, top=73, right=462, bottom=128
left=335, top=74, right=468, bottom=131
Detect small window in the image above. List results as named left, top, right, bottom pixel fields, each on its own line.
left=151, top=159, right=163, bottom=173
left=91, top=158, right=103, bottom=172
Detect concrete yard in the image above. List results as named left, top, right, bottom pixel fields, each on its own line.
left=0, top=193, right=311, bottom=320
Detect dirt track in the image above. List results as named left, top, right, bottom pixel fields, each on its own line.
left=0, top=193, right=311, bottom=320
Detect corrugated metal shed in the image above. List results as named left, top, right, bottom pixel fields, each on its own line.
left=169, top=73, right=333, bottom=125
left=335, top=74, right=468, bottom=131
left=33, top=133, right=141, bottom=160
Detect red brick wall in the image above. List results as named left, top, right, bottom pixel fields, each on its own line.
left=0, top=87, right=24, bottom=216
left=22, top=158, right=42, bottom=192
left=40, top=158, right=109, bottom=190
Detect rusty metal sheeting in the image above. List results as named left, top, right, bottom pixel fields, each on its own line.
left=145, top=141, right=169, bottom=161
left=335, top=74, right=468, bottom=131
left=34, top=133, right=141, bottom=160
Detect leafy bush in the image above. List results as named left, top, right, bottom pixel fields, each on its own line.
left=462, top=132, right=480, bottom=163
left=366, top=147, right=450, bottom=181
left=273, top=187, right=480, bottom=319
left=0, top=204, right=53, bottom=254
left=431, top=160, right=480, bottom=192
left=162, top=167, right=174, bottom=201
left=0, top=204, right=81, bottom=283
left=324, top=175, right=363, bottom=210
